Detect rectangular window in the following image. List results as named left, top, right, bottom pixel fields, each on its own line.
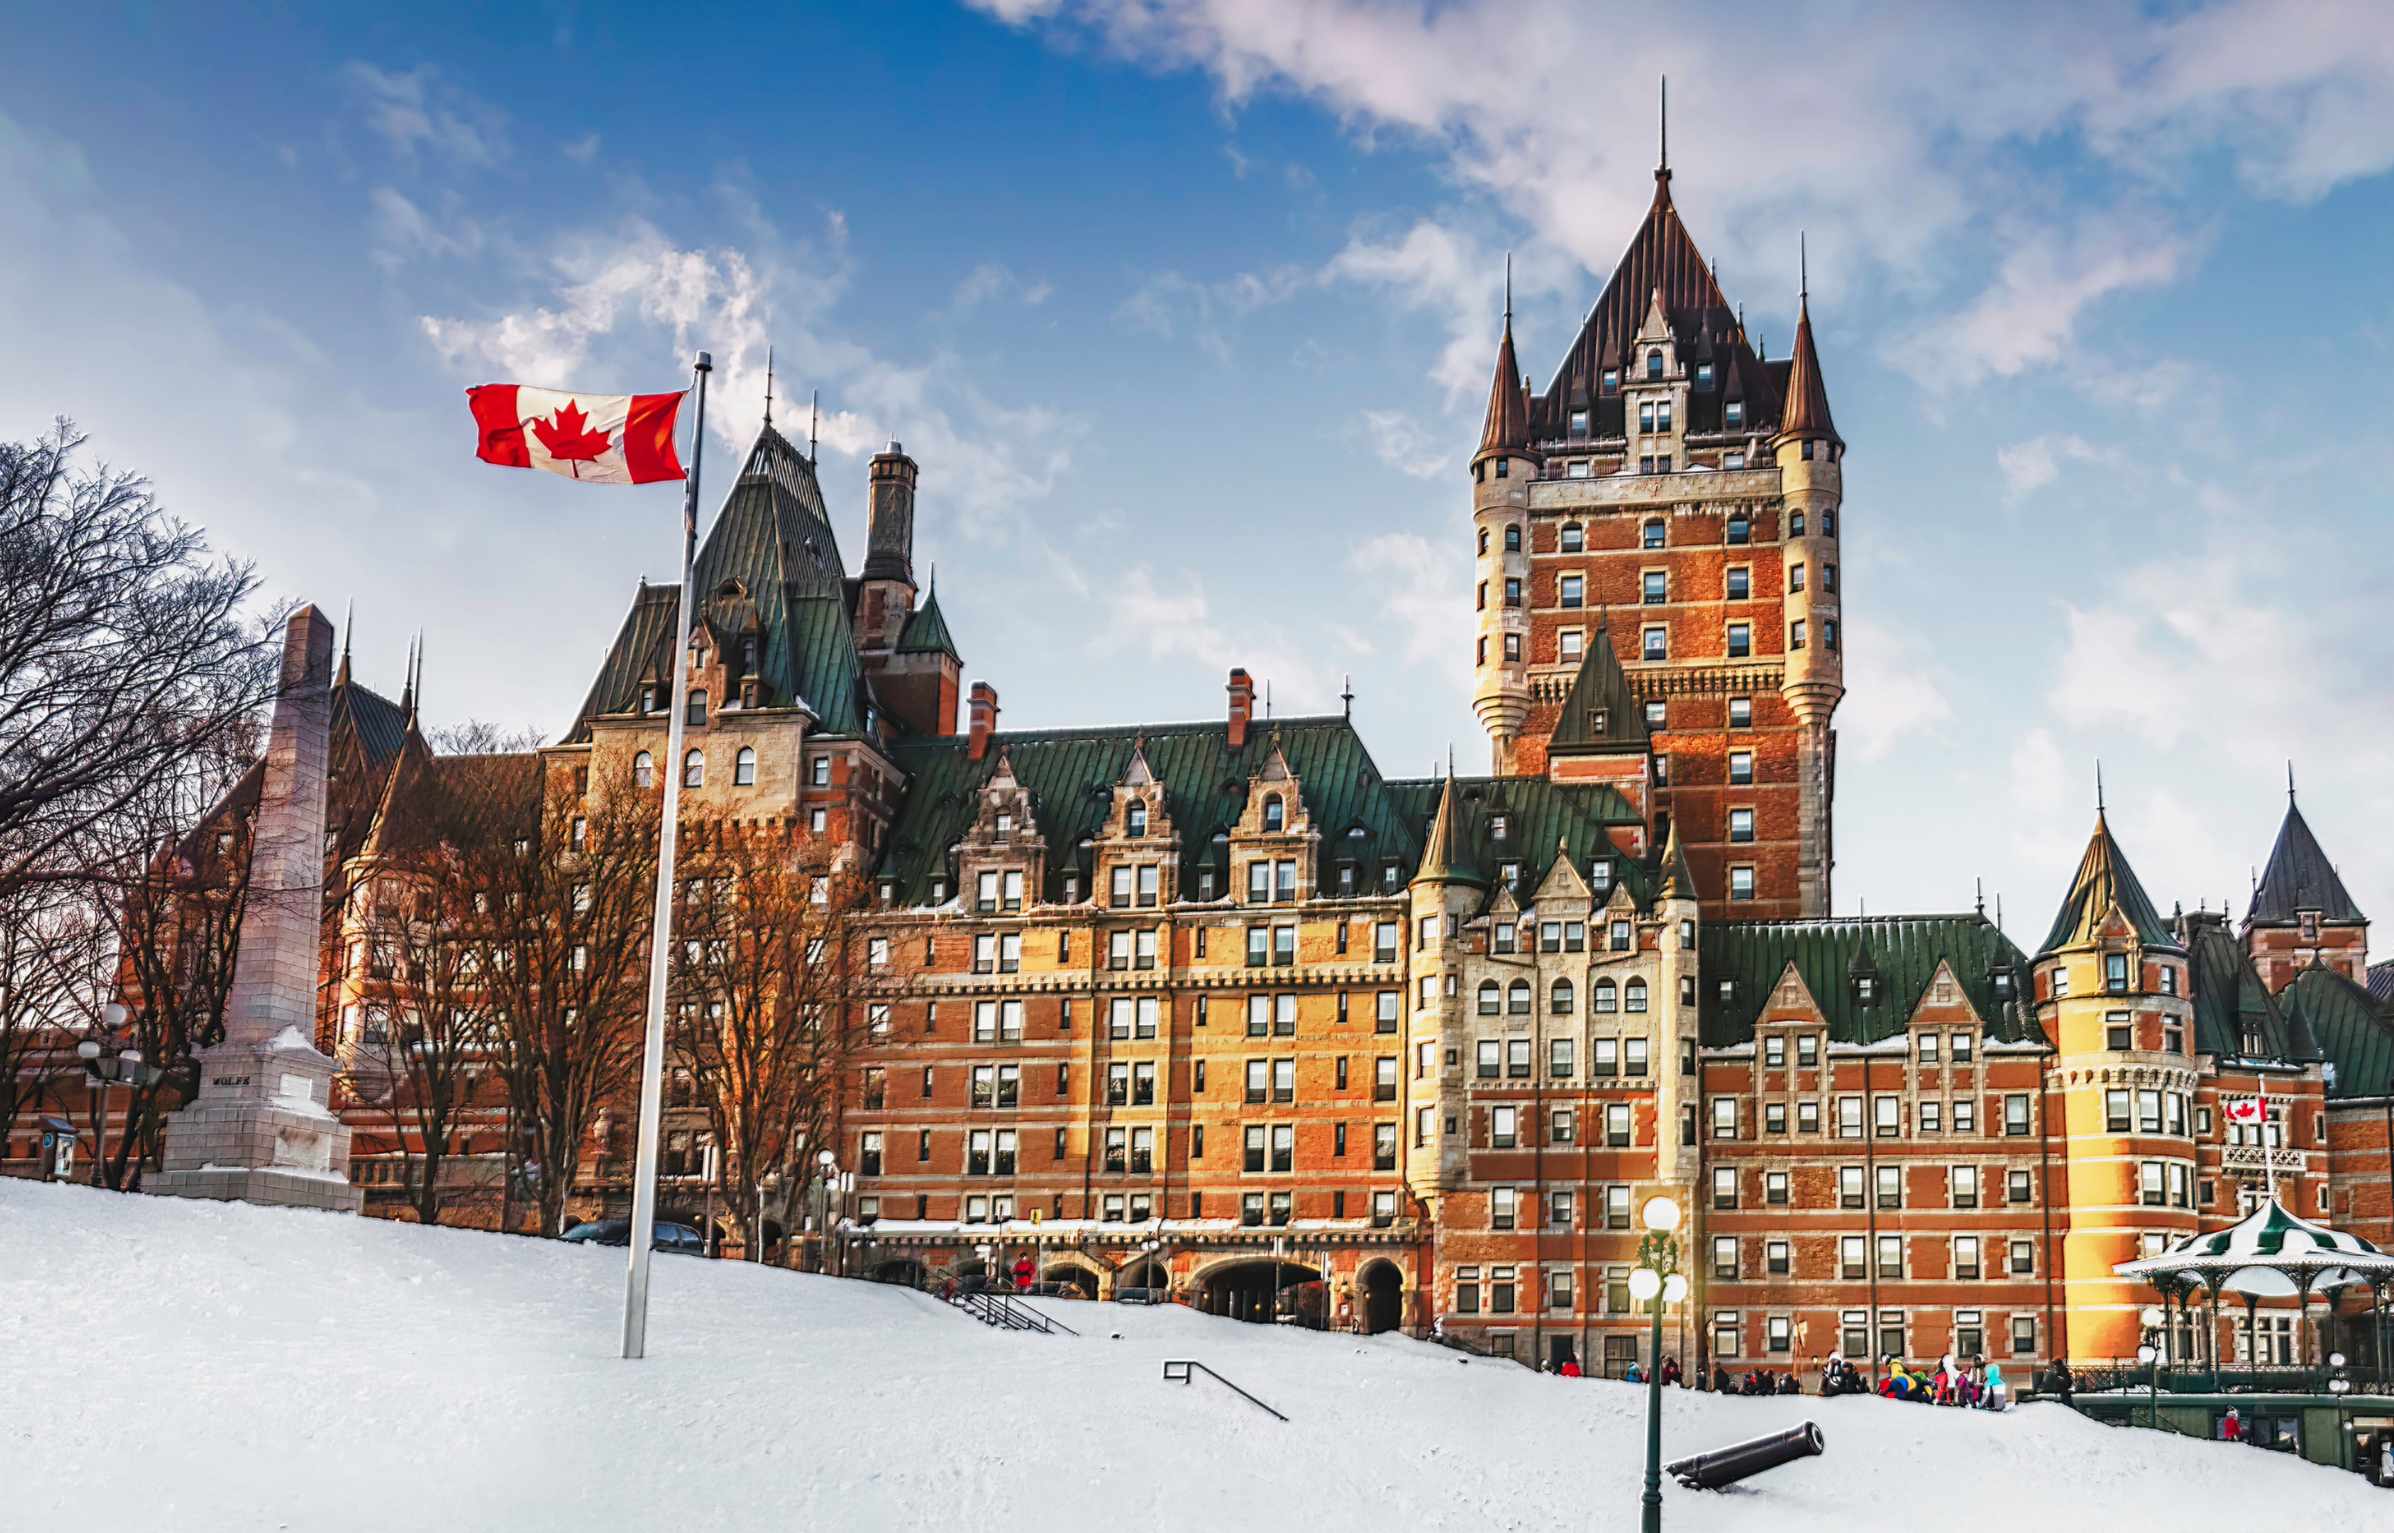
left=1642, top=626, right=1667, bottom=661
left=1713, top=1235, right=1739, bottom=1280
left=1876, top=1235, right=1903, bottom=1278
left=1728, top=807, right=1754, bottom=843
left=1726, top=621, right=1751, bottom=658
left=1711, top=1166, right=1738, bottom=1210
left=1560, top=574, right=1584, bottom=608
left=1730, top=866, right=1756, bottom=901
left=1728, top=751, right=1753, bottom=784
left=1606, top=1103, right=1631, bottom=1147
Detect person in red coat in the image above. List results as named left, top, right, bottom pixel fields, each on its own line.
left=1559, top=1357, right=1583, bottom=1378
left=1011, top=1252, right=1036, bottom=1292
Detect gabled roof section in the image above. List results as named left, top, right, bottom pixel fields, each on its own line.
left=1529, top=172, right=1778, bottom=440
left=2181, top=914, right=2296, bottom=1060
left=566, top=424, right=871, bottom=740
left=1547, top=617, right=1649, bottom=756
left=2249, top=792, right=2365, bottom=925
left=879, top=716, right=1418, bottom=904
left=331, top=676, right=411, bottom=777
left=1701, top=914, right=2035, bottom=1048
left=2288, top=961, right=2394, bottom=1099
left=1778, top=296, right=1839, bottom=444
left=896, top=585, right=961, bottom=660
left=1389, top=773, right=1649, bottom=909
left=2040, top=813, right=2182, bottom=956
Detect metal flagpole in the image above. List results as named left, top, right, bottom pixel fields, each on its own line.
left=622, top=350, right=713, bottom=1360
left=2259, top=1073, right=2277, bottom=1209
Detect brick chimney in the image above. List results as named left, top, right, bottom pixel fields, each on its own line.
left=967, top=681, right=1000, bottom=761
left=1226, top=667, right=1255, bottom=750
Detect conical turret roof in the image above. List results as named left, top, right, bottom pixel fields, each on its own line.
left=2249, top=789, right=2364, bottom=924
left=1658, top=819, right=1698, bottom=904
left=1547, top=615, right=1649, bottom=756
left=2041, top=813, right=2181, bottom=956
left=1475, top=319, right=1531, bottom=462
left=1778, top=296, right=1839, bottom=445
left=1414, top=772, right=1485, bottom=887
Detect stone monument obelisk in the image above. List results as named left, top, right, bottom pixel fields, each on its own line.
left=153, top=604, right=360, bottom=1213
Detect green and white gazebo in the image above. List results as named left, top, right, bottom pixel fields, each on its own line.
left=2116, top=1196, right=2394, bottom=1376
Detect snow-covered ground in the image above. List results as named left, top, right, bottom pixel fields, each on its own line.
left=2, top=1180, right=2377, bottom=1531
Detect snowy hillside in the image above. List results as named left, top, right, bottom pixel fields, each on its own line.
left=1, top=1181, right=2374, bottom=1531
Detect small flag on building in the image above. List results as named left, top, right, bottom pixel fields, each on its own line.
left=2223, top=1097, right=2265, bottom=1125
left=467, top=384, right=687, bottom=484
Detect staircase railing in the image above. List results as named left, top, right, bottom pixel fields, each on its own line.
left=950, top=1288, right=1077, bottom=1335
left=1162, top=1359, right=1289, bottom=1421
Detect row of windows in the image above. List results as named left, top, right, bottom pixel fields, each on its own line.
left=1714, top=1092, right=2040, bottom=1141
left=1477, top=508, right=1840, bottom=560
left=868, top=1189, right=1404, bottom=1227
left=631, top=746, right=764, bottom=791
left=1711, top=1233, right=2038, bottom=1282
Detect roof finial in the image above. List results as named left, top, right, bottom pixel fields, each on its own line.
left=1341, top=674, right=1354, bottom=718
left=2287, top=759, right=2296, bottom=803
left=1264, top=678, right=1272, bottom=718
left=763, top=344, right=775, bottom=428
left=1995, top=892, right=2004, bottom=932
left=1975, top=876, right=1985, bottom=918
left=1657, top=74, right=1668, bottom=179
left=2095, top=758, right=2106, bottom=816
left=1503, top=251, right=1513, bottom=329
left=808, top=388, right=820, bottom=464
left=1800, top=231, right=1809, bottom=305
left=337, top=598, right=354, bottom=687
left=400, top=631, right=416, bottom=719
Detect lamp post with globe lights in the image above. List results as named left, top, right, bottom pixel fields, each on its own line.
left=1630, top=1194, right=1685, bottom=1533
left=2137, top=1304, right=2166, bottom=1428
left=75, top=1002, right=162, bottom=1189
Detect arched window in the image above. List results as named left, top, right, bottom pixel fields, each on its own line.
left=1127, top=801, right=1148, bottom=838
left=1477, top=981, right=1500, bottom=1016
left=1625, top=978, right=1649, bottom=1013
left=1561, top=522, right=1584, bottom=553
left=1507, top=980, right=1532, bottom=1016
left=1477, top=528, right=1489, bottom=556
left=1263, top=795, right=1285, bottom=832
left=734, top=747, right=756, bottom=786
left=633, top=751, right=654, bottom=789
left=1551, top=978, right=1575, bottom=1015
left=1646, top=348, right=1663, bottom=379
left=683, top=749, right=704, bottom=788
left=1594, top=978, right=1619, bottom=1013
left=686, top=688, right=709, bottom=726
left=1504, top=525, right=1522, bottom=552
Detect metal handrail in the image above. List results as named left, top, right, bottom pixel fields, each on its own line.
left=1162, top=1359, right=1289, bottom=1421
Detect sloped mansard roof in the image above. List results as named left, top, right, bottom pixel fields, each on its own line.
left=2282, top=961, right=2394, bottom=1099
left=1700, top=914, right=2035, bottom=1048
left=2041, top=812, right=2182, bottom=956
left=2248, top=793, right=2365, bottom=925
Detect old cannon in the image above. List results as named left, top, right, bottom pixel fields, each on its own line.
left=1664, top=1421, right=1825, bottom=1490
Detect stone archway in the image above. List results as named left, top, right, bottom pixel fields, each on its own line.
left=1194, top=1258, right=1322, bottom=1325
left=1359, top=1260, right=1404, bottom=1336
left=873, top=1258, right=928, bottom=1288
left=1044, top=1261, right=1099, bottom=1298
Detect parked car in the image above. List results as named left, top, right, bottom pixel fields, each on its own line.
left=560, top=1219, right=708, bottom=1254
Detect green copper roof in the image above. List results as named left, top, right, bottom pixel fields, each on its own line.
left=2040, top=813, right=2181, bottom=956
left=2182, top=916, right=2300, bottom=1060
left=566, top=426, right=871, bottom=739
left=1385, top=773, right=1650, bottom=908
left=878, top=716, right=1421, bottom=904
left=1700, top=914, right=2035, bottom=1048
left=2283, top=962, right=2394, bottom=1099
left=1413, top=774, right=1486, bottom=887
left=896, top=586, right=960, bottom=659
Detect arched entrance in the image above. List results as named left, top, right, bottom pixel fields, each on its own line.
left=1197, top=1260, right=1321, bottom=1325
left=1044, top=1263, right=1098, bottom=1298
left=873, top=1258, right=927, bottom=1288
left=1115, top=1259, right=1169, bottom=1300
left=1359, top=1260, right=1404, bottom=1335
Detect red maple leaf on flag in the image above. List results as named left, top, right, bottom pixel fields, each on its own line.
left=531, top=399, right=613, bottom=474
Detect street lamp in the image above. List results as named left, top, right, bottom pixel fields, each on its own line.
left=1140, top=1236, right=1165, bottom=1301
left=76, top=1003, right=153, bottom=1189
left=2138, top=1303, right=2166, bottom=1429
left=1631, top=1195, right=1685, bottom=1533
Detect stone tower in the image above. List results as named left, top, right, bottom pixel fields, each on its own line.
left=854, top=441, right=919, bottom=654
left=2033, top=808, right=2198, bottom=1362
left=153, top=604, right=361, bottom=1213
left=1470, top=162, right=1845, bottom=920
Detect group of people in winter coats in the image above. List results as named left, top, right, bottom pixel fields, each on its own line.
left=1872, top=1353, right=2009, bottom=1410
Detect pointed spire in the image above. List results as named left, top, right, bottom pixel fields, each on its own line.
left=1415, top=770, right=1485, bottom=888
left=1475, top=270, right=1531, bottom=462
left=808, top=388, right=820, bottom=464
left=763, top=344, right=775, bottom=428
left=1778, top=249, right=1840, bottom=446
left=2041, top=808, right=2180, bottom=956
left=399, top=632, right=416, bottom=720
left=336, top=599, right=353, bottom=688
left=2095, top=759, right=2106, bottom=817
left=2288, top=759, right=2297, bottom=802
left=2251, top=777, right=2366, bottom=924
left=1656, top=74, right=1669, bottom=186
left=1341, top=674, right=1355, bottom=718
left=1658, top=817, right=1698, bottom=904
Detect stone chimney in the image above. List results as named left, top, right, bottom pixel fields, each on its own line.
left=1226, top=667, right=1255, bottom=750
left=864, top=441, right=918, bottom=586
left=967, top=680, right=1000, bottom=761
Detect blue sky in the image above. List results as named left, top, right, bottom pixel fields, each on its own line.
left=6, top=0, right=2392, bottom=938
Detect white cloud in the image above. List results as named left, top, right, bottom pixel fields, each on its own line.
left=1322, top=219, right=1505, bottom=401
left=367, top=186, right=481, bottom=267
left=1087, top=564, right=1335, bottom=709
left=1345, top=532, right=1467, bottom=692
left=1897, top=213, right=2191, bottom=391
left=950, top=262, right=1052, bottom=312
left=343, top=62, right=504, bottom=166
left=1995, top=432, right=2120, bottom=499
left=562, top=132, right=601, bottom=164
left=1358, top=410, right=1447, bottom=480
left=1838, top=614, right=1954, bottom=765
left=1114, top=266, right=1307, bottom=364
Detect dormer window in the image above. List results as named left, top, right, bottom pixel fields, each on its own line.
left=1992, top=968, right=2015, bottom=1002
left=1725, top=399, right=1743, bottom=430
left=2104, top=953, right=2130, bottom=993
left=1490, top=814, right=1508, bottom=841
left=1646, top=349, right=1663, bottom=379
left=1262, top=795, right=1285, bottom=832
left=686, top=689, right=709, bottom=727
left=1126, top=801, right=1148, bottom=838
left=1590, top=708, right=1608, bottom=734
left=1696, top=362, right=1714, bottom=388
left=1590, top=860, right=1612, bottom=894
left=995, top=811, right=1014, bottom=834
left=1855, top=975, right=1878, bottom=1005
left=1569, top=409, right=1589, bottom=437
left=1602, top=368, right=1620, bottom=395
left=1498, top=860, right=1520, bottom=886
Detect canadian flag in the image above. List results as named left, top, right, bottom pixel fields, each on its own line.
left=2224, top=1097, right=2265, bottom=1125
left=467, top=385, right=686, bottom=485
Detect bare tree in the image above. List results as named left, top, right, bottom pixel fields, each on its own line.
left=669, top=821, right=863, bottom=1254
left=0, top=423, right=280, bottom=902
left=0, top=882, right=105, bottom=1156
left=455, top=755, right=656, bottom=1236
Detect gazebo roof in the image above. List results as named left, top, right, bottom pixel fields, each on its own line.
left=2115, top=1196, right=2394, bottom=1297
